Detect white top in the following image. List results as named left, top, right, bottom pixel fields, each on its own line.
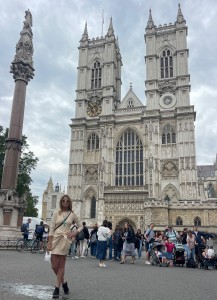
left=97, top=226, right=111, bottom=241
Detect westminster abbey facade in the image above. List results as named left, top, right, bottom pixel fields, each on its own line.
left=42, top=5, right=217, bottom=232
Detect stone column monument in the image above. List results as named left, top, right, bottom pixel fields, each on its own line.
left=0, top=10, right=34, bottom=240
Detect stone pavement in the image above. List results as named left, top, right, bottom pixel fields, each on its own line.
left=0, top=250, right=217, bottom=300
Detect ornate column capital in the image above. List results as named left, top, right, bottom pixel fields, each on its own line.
left=10, top=10, right=34, bottom=84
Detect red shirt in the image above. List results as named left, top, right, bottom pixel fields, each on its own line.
left=165, top=242, right=175, bottom=253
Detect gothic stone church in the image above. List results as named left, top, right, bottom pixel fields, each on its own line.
left=42, top=5, right=217, bottom=232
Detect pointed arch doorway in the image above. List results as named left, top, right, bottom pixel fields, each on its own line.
left=117, top=218, right=137, bottom=231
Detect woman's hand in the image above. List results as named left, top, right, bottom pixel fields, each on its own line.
left=67, top=231, right=77, bottom=239
left=46, top=241, right=52, bottom=253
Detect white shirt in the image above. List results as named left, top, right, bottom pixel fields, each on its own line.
left=97, top=226, right=111, bottom=241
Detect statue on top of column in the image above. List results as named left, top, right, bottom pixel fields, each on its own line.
left=10, top=9, right=34, bottom=83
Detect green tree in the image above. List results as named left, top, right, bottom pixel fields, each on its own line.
left=0, top=126, right=39, bottom=217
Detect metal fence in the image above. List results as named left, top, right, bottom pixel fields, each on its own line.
left=0, top=240, right=17, bottom=249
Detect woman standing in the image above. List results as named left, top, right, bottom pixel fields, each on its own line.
left=187, top=230, right=196, bottom=260
left=120, top=222, right=136, bottom=264
left=96, top=220, right=111, bottom=267
left=47, top=195, right=82, bottom=298
left=135, top=229, right=143, bottom=259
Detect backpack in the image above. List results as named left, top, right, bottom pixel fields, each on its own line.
left=186, top=257, right=197, bottom=268
left=77, top=230, right=85, bottom=241
left=90, top=232, right=97, bottom=243
left=20, top=223, right=26, bottom=232
left=35, top=225, right=44, bottom=235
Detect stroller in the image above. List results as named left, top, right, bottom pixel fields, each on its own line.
left=197, top=244, right=217, bottom=270
left=173, top=243, right=185, bottom=267
left=150, top=241, right=169, bottom=267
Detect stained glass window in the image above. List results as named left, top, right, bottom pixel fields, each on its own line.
left=115, top=129, right=143, bottom=186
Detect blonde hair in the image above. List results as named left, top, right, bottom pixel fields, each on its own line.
left=58, top=194, right=73, bottom=214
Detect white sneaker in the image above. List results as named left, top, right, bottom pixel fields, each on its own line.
left=145, top=261, right=151, bottom=265
left=75, top=256, right=79, bottom=259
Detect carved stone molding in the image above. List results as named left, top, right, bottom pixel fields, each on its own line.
left=162, top=160, right=179, bottom=179
left=84, top=165, right=98, bottom=183
left=162, top=184, right=180, bottom=204
left=158, top=80, right=176, bottom=96
left=5, top=138, right=23, bottom=151
left=10, top=62, right=34, bottom=83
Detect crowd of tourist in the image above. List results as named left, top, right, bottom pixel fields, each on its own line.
left=67, top=220, right=215, bottom=268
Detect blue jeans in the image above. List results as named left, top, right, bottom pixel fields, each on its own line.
left=70, top=241, right=76, bottom=257
left=189, top=248, right=195, bottom=260
left=90, top=242, right=97, bottom=257
left=137, top=240, right=142, bottom=258
left=114, top=243, right=121, bottom=259
left=108, top=236, right=113, bottom=260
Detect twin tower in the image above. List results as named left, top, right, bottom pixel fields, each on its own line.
left=43, top=5, right=216, bottom=231
left=66, top=4, right=200, bottom=231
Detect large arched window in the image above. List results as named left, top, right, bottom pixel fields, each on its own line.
left=176, top=217, right=183, bottom=226
left=115, top=129, right=143, bottom=186
left=162, top=124, right=176, bottom=144
left=194, top=216, right=201, bottom=226
left=91, top=61, right=101, bottom=89
left=90, top=196, right=96, bottom=218
left=160, top=48, right=173, bottom=78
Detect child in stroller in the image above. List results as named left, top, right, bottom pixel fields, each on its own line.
left=198, top=245, right=217, bottom=270
left=150, top=242, right=169, bottom=267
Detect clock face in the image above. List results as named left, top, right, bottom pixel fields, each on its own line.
left=163, top=96, right=172, bottom=105
left=86, top=102, right=102, bottom=117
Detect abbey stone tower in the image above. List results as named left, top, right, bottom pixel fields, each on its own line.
left=42, top=5, right=217, bottom=232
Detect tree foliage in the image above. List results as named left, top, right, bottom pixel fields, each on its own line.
left=0, top=126, right=39, bottom=217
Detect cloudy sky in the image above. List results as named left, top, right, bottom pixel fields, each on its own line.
left=1, top=0, right=217, bottom=216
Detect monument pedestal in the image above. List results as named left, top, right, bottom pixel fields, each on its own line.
left=0, top=189, right=26, bottom=241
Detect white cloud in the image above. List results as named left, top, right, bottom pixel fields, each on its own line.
left=1, top=0, right=217, bottom=216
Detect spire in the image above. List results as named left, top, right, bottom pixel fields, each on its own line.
left=81, top=22, right=88, bottom=41
left=176, top=3, right=186, bottom=23
left=146, top=9, right=155, bottom=29
left=47, top=176, right=54, bottom=190
left=106, top=17, right=114, bottom=37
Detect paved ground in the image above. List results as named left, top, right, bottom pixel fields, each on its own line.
left=0, top=249, right=217, bottom=300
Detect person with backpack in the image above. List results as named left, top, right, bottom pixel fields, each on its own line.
left=89, top=224, right=98, bottom=258
left=35, top=221, right=45, bottom=251
left=165, top=226, right=179, bottom=243
left=21, top=218, right=31, bottom=241
left=78, top=222, right=89, bottom=258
